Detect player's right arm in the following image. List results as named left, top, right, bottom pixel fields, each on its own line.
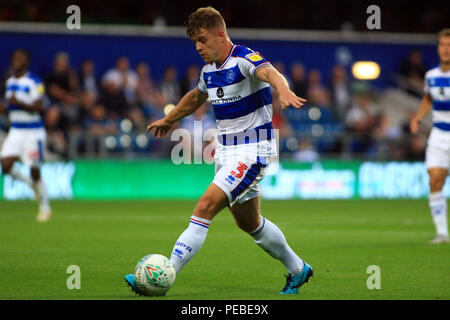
left=146, top=87, right=208, bottom=138
left=410, top=93, right=432, bottom=134
left=0, top=100, right=5, bottom=114
left=7, top=94, right=45, bottom=113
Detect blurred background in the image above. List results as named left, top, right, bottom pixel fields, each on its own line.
left=0, top=0, right=449, bottom=200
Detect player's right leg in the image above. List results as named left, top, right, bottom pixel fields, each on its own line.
left=125, top=183, right=228, bottom=294
left=425, top=139, right=449, bottom=244
left=1, top=130, right=33, bottom=185
left=168, top=183, right=229, bottom=273
left=427, top=167, right=449, bottom=244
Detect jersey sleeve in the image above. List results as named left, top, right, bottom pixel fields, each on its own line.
left=198, top=68, right=207, bottom=93
left=234, top=46, right=271, bottom=79
left=29, top=75, right=45, bottom=102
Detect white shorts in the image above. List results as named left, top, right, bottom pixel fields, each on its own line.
left=212, top=157, right=268, bottom=207
left=0, top=128, right=46, bottom=167
left=425, top=128, right=450, bottom=169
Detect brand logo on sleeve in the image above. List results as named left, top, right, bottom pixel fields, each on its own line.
left=245, top=52, right=263, bottom=62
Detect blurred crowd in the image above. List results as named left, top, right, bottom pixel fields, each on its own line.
left=0, top=49, right=428, bottom=162
left=0, top=0, right=448, bottom=33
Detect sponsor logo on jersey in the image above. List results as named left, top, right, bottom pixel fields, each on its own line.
left=245, top=52, right=263, bottom=62
left=216, top=87, right=224, bottom=98
left=210, top=95, right=242, bottom=105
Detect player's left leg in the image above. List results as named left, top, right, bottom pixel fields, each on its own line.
left=23, top=131, right=52, bottom=222
left=31, top=165, right=51, bottom=222
left=229, top=196, right=313, bottom=294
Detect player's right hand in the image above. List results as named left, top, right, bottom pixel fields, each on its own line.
left=409, top=116, right=421, bottom=134
left=146, top=118, right=173, bottom=138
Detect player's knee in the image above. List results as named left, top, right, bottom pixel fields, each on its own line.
left=193, top=196, right=218, bottom=220
left=235, top=219, right=258, bottom=233
left=30, top=167, right=40, bottom=181
left=1, top=160, right=13, bottom=173
left=235, top=220, right=250, bottom=232
left=429, top=174, right=446, bottom=192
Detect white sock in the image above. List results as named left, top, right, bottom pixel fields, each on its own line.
left=429, top=192, right=448, bottom=237
left=169, top=215, right=210, bottom=274
left=36, top=179, right=50, bottom=208
left=9, top=166, right=33, bottom=185
left=250, top=216, right=304, bottom=275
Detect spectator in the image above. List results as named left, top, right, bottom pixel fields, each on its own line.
left=79, top=59, right=99, bottom=100
left=83, top=104, right=118, bottom=137
left=78, top=91, right=97, bottom=126
left=44, top=105, right=69, bottom=159
left=345, top=93, right=377, bottom=132
left=290, top=62, right=308, bottom=98
left=293, top=139, right=320, bottom=162
left=373, top=113, right=402, bottom=140
left=330, top=64, right=352, bottom=120
left=160, top=66, right=181, bottom=104
left=135, top=62, right=165, bottom=119
left=273, top=61, right=292, bottom=88
left=398, top=49, right=426, bottom=97
left=46, top=51, right=79, bottom=105
left=181, top=64, right=201, bottom=96
left=102, top=56, right=138, bottom=105
left=60, top=93, right=81, bottom=132
left=99, top=76, right=130, bottom=120
left=307, top=69, right=331, bottom=107
left=345, top=93, right=378, bottom=154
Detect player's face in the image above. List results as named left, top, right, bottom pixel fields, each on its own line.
left=11, top=51, right=28, bottom=72
left=191, top=28, right=221, bottom=64
left=438, top=36, right=450, bottom=64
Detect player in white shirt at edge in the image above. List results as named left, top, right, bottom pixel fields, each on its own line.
left=125, top=7, right=313, bottom=295
left=410, top=29, right=450, bottom=244
left=0, top=49, right=52, bottom=222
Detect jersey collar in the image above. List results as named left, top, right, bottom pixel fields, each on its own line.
left=216, top=44, right=236, bottom=70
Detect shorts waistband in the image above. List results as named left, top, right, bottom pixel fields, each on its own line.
left=219, top=122, right=273, bottom=146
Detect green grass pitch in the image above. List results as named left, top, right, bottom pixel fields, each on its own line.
left=0, top=199, right=448, bottom=300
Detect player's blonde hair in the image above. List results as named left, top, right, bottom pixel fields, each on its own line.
left=185, top=6, right=227, bottom=39
left=437, top=28, right=450, bottom=43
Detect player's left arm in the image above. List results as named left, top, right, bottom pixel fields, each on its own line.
left=7, top=94, right=44, bottom=113
left=254, top=64, right=307, bottom=110
left=7, top=79, right=46, bottom=113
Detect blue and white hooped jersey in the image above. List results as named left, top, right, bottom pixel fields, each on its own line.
left=5, top=72, right=45, bottom=129
left=198, top=45, right=273, bottom=145
left=424, top=66, right=450, bottom=132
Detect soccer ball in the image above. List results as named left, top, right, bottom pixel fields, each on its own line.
left=134, top=254, right=176, bottom=296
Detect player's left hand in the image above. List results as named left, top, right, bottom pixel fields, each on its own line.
left=278, top=89, right=307, bottom=110
left=146, top=118, right=174, bottom=138
left=8, top=94, right=20, bottom=105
